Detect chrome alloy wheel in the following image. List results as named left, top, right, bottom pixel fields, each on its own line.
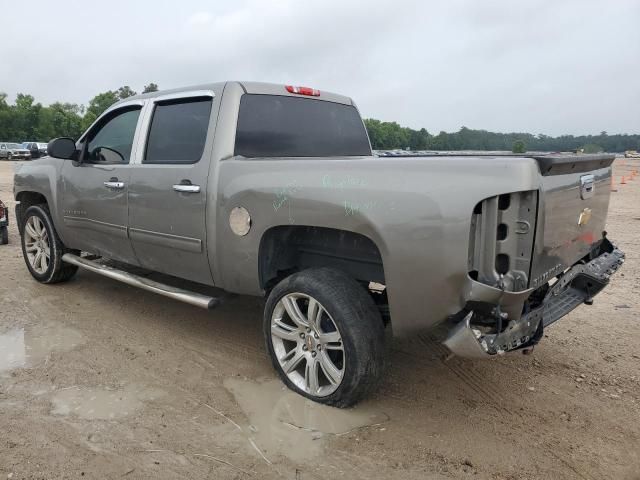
left=24, top=215, right=50, bottom=274
left=270, top=293, right=345, bottom=397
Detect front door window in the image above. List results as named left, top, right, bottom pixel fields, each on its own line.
left=85, top=107, right=141, bottom=164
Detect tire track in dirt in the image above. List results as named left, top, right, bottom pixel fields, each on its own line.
left=392, top=334, right=599, bottom=480
left=390, top=333, right=511, bottom=414
left=14, top=270, right=267, bottom=365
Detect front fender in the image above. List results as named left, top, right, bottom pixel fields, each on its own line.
left=13, top=158, right=66, bottom=241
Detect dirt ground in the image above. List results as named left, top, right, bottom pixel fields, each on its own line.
left=1, top=159, right=639, bottom=480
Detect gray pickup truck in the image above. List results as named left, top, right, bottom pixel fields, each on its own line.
left=13, top=81, right=624, bottom=406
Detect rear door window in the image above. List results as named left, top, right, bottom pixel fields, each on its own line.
left=234, top=94, right=371, bottom=158
left=144, top=98, right=212, bottom=164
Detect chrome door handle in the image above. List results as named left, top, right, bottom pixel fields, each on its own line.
left=104, top=181, right=125, bottom=189
left=173, top=184, right=201, bottom=193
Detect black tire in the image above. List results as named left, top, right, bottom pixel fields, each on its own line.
left=7, top=153, right=12, bottom=160
left=264, top=268, right=385, bottom=407
left=20, top=204, right=78, bottom=283
left=0, top=226, right=7, bottom=245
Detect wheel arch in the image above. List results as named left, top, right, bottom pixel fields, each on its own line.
left=15, top=191, right=49, bottom=235
left=258, top=225, right=386, bottom=291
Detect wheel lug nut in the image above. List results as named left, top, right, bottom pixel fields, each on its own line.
left=306, top=328, right=311, bottom=333
left=311, top=351, right=317, bottom=357
left=302, top=345, right=307, bottom=351
left=300, top=333, right=305, bottom=339
left=314, top=333, right=319, bottom=339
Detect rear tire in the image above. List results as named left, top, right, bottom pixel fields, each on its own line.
left=264, top=268, right=385, bottom=407
left=0, top=226, right=7, bottom=245
left=20, top=204, right=78, bottom=283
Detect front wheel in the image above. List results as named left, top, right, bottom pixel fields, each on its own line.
left=264, top=268, right=385, bottom=407
left=20, top=204, right=78, bottom=283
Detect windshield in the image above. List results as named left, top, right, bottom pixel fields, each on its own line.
left=8, top=143, right=22, bottom=149
left=234, top=95, right=371, bottom=158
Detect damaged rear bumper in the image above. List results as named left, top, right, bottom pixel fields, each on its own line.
left=444, top=240, right=625, bottom=358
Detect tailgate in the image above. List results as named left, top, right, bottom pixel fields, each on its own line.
left=529, top=154, right=615, bottom=288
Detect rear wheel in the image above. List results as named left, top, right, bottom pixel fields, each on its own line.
left=20, top=204, right=78, bottom=283
left=0, top=226, right=7, bottom=245
left=264, top=268, right=385, bottom=407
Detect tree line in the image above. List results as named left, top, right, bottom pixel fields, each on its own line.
left=364, top=119, right=640, bottom=153
left=0, top=83, right=158, bottom=143
left=1, top=84, right=638, bottom=153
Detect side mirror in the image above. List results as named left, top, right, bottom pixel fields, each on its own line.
left=48, top=137, right=77, bottom=160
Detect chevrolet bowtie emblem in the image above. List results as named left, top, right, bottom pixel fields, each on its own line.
left=578, top=208, right=592, bottom=226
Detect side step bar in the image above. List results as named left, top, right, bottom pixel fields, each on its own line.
left=62, top=253, right=220, bottom=310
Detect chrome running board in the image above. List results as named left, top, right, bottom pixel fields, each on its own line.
left=62, top=253, right=220, bottom=309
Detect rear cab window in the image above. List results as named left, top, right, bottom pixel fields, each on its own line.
left=234, top=95, right=371, bottom=158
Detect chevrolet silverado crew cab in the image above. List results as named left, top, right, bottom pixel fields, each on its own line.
left=13, top=81, right=624, bottom=406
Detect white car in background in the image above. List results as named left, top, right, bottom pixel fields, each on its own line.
left=0, top=142, right=31, bottom=160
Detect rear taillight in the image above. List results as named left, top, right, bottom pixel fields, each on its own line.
left=285, top=85, right=320, bottom=96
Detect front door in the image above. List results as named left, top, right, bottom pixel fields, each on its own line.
left=128, top=92, right=217, bottom=285
left=60, top=104, right=144, bottom=264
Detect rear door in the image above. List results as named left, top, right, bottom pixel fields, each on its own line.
left=60, top=102, right=144, bottom=264
left=127, top=90, right=218, bottom=285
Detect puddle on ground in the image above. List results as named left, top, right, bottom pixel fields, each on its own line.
left=51, top=384, right=163, bottom=420
left=0, top=323, right=84, bottom=373
left=224, top=378, right=388, bottom=462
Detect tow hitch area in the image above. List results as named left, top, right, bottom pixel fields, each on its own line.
left=445, top=240, right=625, bottom=358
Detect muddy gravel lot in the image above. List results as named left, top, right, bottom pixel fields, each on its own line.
left=1, top=159, right=639, bottom=480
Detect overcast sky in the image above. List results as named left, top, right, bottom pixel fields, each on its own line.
left=2, top=0, right=638, bottom=135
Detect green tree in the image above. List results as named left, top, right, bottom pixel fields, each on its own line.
left=0, top=92, right=14, bottom=140
left=363, top=119, right=412, bottom=149
left=512, top=140, right=526, bottom=153
left=143, top=83, right=159, bottom=93
left=37, top=102, right=84, bottom=141
left=80, top=86, right=141, bottom=131
left=409, top=128, right=430, bottom=150
left=581, top=144, right=603, bottom=153
left=117, top=86, right=137, bottom=99
left=82, top=90, right=119, bottom=130
left=429, top=131, right=450, bottom=150
left=8, top=94, right=43, bottom=140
